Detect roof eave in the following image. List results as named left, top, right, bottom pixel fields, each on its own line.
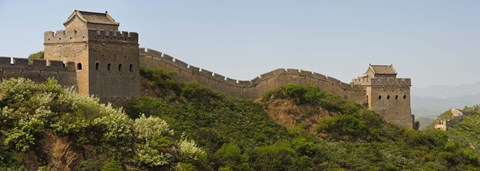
left=390, top=64, right=398, bottom=75
left=63, top=10, right=88, bottom=26
left=86, top=22, right=120, bottom=26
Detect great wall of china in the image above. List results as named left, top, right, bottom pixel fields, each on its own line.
left=139, top=48, right=367, bottom=105
left=0, top=57, right=77, bottom=87
left=0, top=10, right=414, bottom=128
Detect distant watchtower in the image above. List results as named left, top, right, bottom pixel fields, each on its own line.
left=352, top=64, right=413, bottom=128
left=44, top=10, right=140, bottom=102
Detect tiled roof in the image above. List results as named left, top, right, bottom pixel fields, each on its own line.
left=64, top=10, right=119, bottom=26
left=369, top=64, right=397, bottom=75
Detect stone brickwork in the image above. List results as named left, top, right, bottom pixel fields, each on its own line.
left=139, top=48, right=413, bottom=128
left=352, top=65, right=413, bottom=128
left=43, top=10, right=139, bottom=102
left=0, top=57, right=77, bottom=87
left=139, top=48, right=367, bottom=107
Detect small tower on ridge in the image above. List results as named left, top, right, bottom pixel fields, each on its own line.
left=352, top=64, right=413, bottom=128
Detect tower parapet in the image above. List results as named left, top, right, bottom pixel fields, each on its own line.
left=352, top=77, right=411, bottom=86
left=87, top=30, right=138, bottom=44
left=44, top=30, right=88, bottom=44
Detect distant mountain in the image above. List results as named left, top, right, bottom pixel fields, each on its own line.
left=412, top=93, right=480, bottom=118
left=413, top=82, right=480, bottom=99
left=411, top=82, right=480, bottom=118
left=415, top=116, right=436, bottom=129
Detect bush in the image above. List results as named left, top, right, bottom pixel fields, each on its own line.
left=133, top=115, right=174, bottom=167
left=0, top=78, right=207, bottom=169
left=101, top=158, right=123, bottom=171
left=27, top=51, right=44, bottom=60
left=178, top=136, right=207, bottom=163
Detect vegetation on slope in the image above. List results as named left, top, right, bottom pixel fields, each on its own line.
left=126, top=67, right=480, bottom=170
left=1, top=67, right=479, bottom=170
left=443, top=105, right=480, bottom=166
left=0, top=78, right=206, bottom=170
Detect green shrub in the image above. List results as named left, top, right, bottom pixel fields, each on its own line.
left=28, top=51, right=44, bottom=60
left=101, top=158, right=123, bottom=171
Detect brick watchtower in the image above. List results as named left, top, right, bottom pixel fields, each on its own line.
left=352, top=64, right=414, bottom=128
left=44, top=10, right=140, bottom=102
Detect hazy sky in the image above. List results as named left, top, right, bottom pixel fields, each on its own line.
left=0, top=0, right=479, bottom=88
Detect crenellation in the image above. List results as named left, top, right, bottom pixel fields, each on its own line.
left=238, top=80, right=252, bottom=86
left=286, top=68, right=300, bottom=74
left=313, top=72, right=327, bottom=80
left=225, top=77, right=237, bottom=84
left=212, top=73, right=226, bottom=81
left=64, top=61, right=76, bottom=71
left=369, top=78, right=411, bottom=86
left=250, top=76, right=260, bottom=84
left=260, top=71, right=276, bottom=79
left=0, top=57, right=72, bottom=72
left=199, top=68, right=214, bottom=78
left=162, top=54, right=174, bottom=61
left=327, top=77, right=341, bottom=85
left=13, top=58, right=29, bottom=66
left=189, top=65, right=199, bottom=71
left=31, top=60, right=47, bottom=69
left=87, top=29, right=138, bottom=43
left=146, top=48, right=162, bottom=57
left=173, top=58, right=189, bottom=69
left=272, top=68, right=287, bottom=75
left=0, top=57, right=12, bottom=65
left=44, top=29, right=88, bottom=44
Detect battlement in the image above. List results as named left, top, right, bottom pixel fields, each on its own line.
left=352, top=77, right=411, bottom=86
left=88, top=29, right=138, bottom=44
left=0, top=57, right=75, bottom=71
left=44, top=29, right=138, bottom=44
left=44, top=30, right=88, bottom=44
left=139, top=48, right=358, bottom=92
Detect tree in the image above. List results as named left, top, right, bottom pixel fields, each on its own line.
left=414, top=121, right=420, bottom=130
left=28, top=51, right=44, bottom=60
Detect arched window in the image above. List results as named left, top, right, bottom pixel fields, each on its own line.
left=95, top=63, right=99, bottom=70
left=77, top=63, right=82, bottom=70
left=378, top=95, right=382, bottom=99
left=129, top=64, right=133, bottom=72
left=395, top=95, right=398, bottom=99
left=387, top=95, right=390, bottom=99
left=107, top=63, right=111, bottom=71
left=403, top=95, right=407, bottom=99
left=118, top=64, right=122, bottom=71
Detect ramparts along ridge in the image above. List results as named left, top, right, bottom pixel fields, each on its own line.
left=0, top=10, right=414, bottom=128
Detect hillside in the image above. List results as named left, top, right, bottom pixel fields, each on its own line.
left=439, top=105, right=480, bottom=149
left=2, top=68, right=480, bottom=170
left=0, top=78, right=207, bottom=170
left=127, top=67, right=480, bottom=170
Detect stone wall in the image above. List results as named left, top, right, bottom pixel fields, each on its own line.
left=367, top=85, right=413, bottom=128
left=139, top=48, right=367, bottom=104
left=0, top=57, right=77, bottom=88
left=88, top=30, right=139, bottom=102
left=45, top=28, right=139, bottom=101
left=44, top=29, right=89, bottom=95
